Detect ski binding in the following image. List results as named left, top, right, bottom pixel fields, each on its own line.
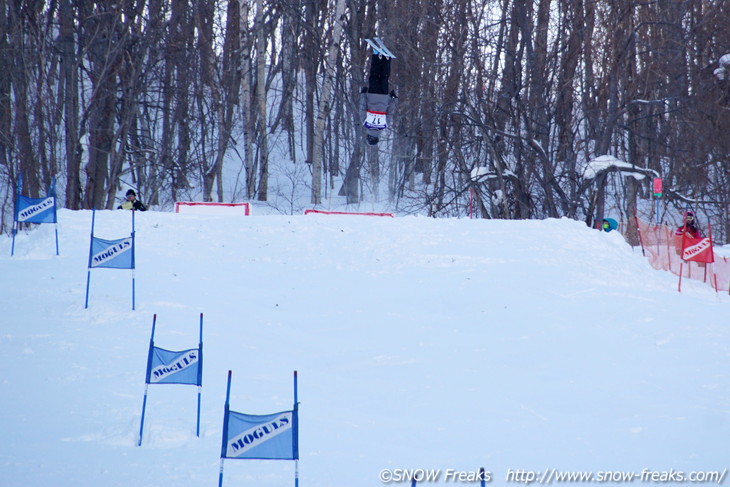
left=365, top=38, right=396, bottom=59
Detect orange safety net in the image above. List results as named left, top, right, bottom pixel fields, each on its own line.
left=635, top=217, right=730, bottom=293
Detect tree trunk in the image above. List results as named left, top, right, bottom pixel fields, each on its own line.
left=275, top=0, right=299, bottom=163
left=255, top=0, right=269, bottom=201
left=205, top=0, right=241, bottom=202
left=0, top=0, right=10, bottom=184
left=239, top=0, right=257, bottom=200
left=311, top=0, right=346, bottom=204
left=59, top=0, right=82, bottom=209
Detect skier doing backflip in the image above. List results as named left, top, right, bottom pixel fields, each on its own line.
left=360, top=38, right=397, bottom=146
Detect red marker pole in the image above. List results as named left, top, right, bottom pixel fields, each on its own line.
left=653, top=178, right=663, bottom=225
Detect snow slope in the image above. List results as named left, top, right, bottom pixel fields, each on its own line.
left=1, top=210, right=729, bottom=487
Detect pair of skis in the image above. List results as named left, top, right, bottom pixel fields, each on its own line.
left=365, top=38, right=396, bottom=58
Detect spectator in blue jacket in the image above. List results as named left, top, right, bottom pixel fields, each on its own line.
left=602, top=218, right=618, bottom=232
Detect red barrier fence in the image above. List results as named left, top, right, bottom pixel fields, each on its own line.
left=175, top=201, right=251, bottom=215
left=635, top=217, right=730, bottom=293
left=303, top=209, right=394, bottom=217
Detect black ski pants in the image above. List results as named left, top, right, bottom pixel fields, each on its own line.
left=368, top=54, right=391, bottom=95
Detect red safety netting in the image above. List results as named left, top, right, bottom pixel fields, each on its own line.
left=635, top=217, right=730, bottom=293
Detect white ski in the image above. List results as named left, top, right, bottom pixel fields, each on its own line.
left=365, top=38, right=396, bottom=59
left=374, top=38, right=396, bottom=58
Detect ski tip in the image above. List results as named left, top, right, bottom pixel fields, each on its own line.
left=370, top=37, right=396, bottom=59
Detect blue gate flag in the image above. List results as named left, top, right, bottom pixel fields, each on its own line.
left=90, top=236, right=134, bottom=269
left=16, top=195, right=57, bottom=223
left=85, top=208, right=136, bottom=309
left=146, top=347, right=201, bottom=385
left=138, top=313, right=204, bottom=446
left=223, top=409, right=298, bottom=460
left=12, top=174, right=59, bottom=256
left=218, top=370, right=299, bottom=487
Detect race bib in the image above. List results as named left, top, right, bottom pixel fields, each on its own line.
left=364, top=110, right=387, bottom=129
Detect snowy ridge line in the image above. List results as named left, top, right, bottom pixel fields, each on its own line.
left=304, top=209, right=394, bottom=217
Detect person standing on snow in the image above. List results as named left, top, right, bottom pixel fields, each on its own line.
left=675, top=211, right=701, bottom=238
left=359, top=49, right=397, bottom=146
left=118, top=189, right=147, bottom=211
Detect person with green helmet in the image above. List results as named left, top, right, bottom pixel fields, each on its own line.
left=602, top=218, right=618, bottom=232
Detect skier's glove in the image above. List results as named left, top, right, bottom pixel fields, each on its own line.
left=390, top=90, right=398, bottom=99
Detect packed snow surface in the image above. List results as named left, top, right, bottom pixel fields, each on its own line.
left=1, top=209, right=729, bottom=487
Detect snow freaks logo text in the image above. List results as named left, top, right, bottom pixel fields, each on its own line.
left=379, top=468, right=728, bottom=484
left=380, top=469, right=492, bottom=484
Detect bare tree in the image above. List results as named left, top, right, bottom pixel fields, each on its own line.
left=254, top=0, right=270, bottom=201
left=311, top=0, right=347, bottom=204
left=1, top=0, right=729, bottom=240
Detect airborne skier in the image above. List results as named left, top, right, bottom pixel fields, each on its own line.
left=360, top=38, right=397, bottom=146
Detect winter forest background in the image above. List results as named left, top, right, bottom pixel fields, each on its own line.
left=2, top=0, right=730, bottom=242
